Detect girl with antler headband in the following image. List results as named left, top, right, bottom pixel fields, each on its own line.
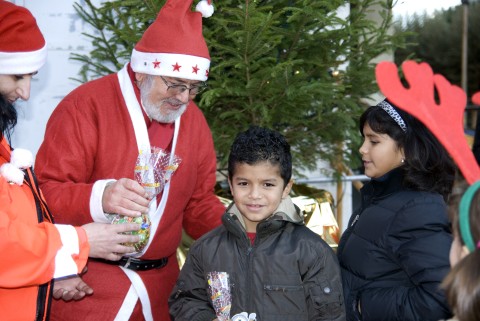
left=373, top=60, right=480, bottom=321
left=337, top=98, right=455, bottom=321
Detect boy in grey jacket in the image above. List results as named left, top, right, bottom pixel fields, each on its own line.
left=169, top=126, right=345, bottom=321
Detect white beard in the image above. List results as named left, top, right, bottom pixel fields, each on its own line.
left=143, top=99, right=187, bottom=123
left=139, top=75, right=187, bottom=123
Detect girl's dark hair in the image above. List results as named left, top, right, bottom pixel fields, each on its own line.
left=0, top=94, right=17, bottom=142
left=447, top=176, right=479, bottom=243
left=442, top=253, right=480, bottom=321
left=359, top=99, right=455, bottom=200
left=442, top=180, right=480, bottom=321
left=228, top=126, right=292, bottom=187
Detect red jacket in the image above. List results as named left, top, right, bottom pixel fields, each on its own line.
left=0, top=137, right=89, bottom=321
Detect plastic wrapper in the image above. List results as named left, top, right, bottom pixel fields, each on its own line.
left=111, top=214, right=151, bottom=252
left=111, top=146, right=181, bottom=253
left=134, top=146, right=181, bottom=198
left=207, top=271, right=231, bottom=321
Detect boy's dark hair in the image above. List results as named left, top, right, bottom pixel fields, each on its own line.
left=359, top=99, right=455, bottom=201
left=228, top=126, right=292, bottom=187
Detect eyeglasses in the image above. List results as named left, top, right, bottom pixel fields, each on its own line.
left=160, top=76, right=207, bottom=95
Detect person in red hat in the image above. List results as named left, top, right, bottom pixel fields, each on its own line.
left=0, top=2, right=145, bottom=320
left=34, top=0, right=226, bottom=320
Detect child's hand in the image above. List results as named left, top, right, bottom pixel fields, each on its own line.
left=53, top=275, right=93, bottom=301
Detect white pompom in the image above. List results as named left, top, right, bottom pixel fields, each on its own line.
left=0, top=163, right=25, bottom=185
left=10, top=148, right=34, bottom=169
left=196, top=0, right=214, bottom=18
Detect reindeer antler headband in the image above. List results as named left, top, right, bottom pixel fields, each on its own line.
left=376, top=60, right=480, bottom=251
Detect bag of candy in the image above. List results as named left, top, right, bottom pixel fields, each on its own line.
left=110, top=146, right=181, bottom=253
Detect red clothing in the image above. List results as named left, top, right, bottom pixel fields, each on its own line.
left=247, top=232, right=256, bottom=245
left=35, top=67, right=225, bottom=320
left=0, top=137, right=89, bottom=321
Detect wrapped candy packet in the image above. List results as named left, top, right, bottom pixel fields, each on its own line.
left=207, top=271, right=232, bottom=321
left=111, top=146, right=181, bottom=254
left=111, top=214, right=151, bottom=252
left=134, top=146, right=181, bottom=198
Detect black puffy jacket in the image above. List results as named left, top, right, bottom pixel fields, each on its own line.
left=337, top=169, right=453, bottom=321
left=169, top=197, right=346, bottom=321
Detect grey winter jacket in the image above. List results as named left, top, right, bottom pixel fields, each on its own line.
left=169, top=197, right=346, bottom=321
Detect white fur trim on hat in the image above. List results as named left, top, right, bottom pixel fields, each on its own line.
left=196, top=0, right=214, bottom=18
left=10, top=148, right=34, bottom=169
left=130, top=49, right=210, bottom=81
left=0, top=43, right=47, bottom=75
left=0, top=163, right=25, bottom=185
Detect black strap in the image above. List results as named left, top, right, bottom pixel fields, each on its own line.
left=93, top=257, right=169, bottom=271
left=21, top=167, right=54, bottom=321
left=22, top=167, right=54, bottom=223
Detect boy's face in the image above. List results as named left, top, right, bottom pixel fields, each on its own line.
left=228, top=161, right=293, bottom=233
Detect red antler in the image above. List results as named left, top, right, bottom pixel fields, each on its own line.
left=376, top=60, right=480, bottom=185
left=473, top=92, right=480, bottom=106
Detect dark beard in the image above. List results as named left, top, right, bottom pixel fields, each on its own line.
left=0, top=94, right=17, bottom=143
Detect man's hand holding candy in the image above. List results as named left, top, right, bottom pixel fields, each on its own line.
left=82, top=222, right=141, bottom=261
left=102, top=178, right=151, bottom=217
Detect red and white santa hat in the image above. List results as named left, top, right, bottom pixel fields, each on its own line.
left=131, top=0, right=214, bottom=81
left=0, top=1, right=47, bottom=75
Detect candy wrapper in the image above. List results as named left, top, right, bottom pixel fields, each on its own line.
left=207, top=271, right=232, bottom=321
left=110, top=214, right=151, bottom=252
left=134, top=146, right=181, bottom=198
left=111, top=146, right=181, bottom=253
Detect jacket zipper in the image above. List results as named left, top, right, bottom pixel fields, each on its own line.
left=351, top=214, right=359, bottom=227
left=24, top=168, right=54, bottom=321
left=246, top=242, right=254, bottom=312
left=35, top=283, right=49, bottom=321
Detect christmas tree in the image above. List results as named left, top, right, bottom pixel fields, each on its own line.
left=72, top=0, right=405, bottom=176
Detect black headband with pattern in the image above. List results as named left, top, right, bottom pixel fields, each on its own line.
left=378, top=100, right=407, bottom=132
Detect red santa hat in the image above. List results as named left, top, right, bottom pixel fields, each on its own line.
left=131, top=0, right=214, bottom=81
left=0, top=1, right=47, bottom=75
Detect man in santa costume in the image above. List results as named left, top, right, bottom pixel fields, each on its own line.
left=35, top=0, right=226, bottom=320
left=0, top=2, right=144, bottom=320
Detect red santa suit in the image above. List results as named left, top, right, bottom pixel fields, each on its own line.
left=35, top=63, right=225, bottom=320
left=0, top=137, right=90, bottom=321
